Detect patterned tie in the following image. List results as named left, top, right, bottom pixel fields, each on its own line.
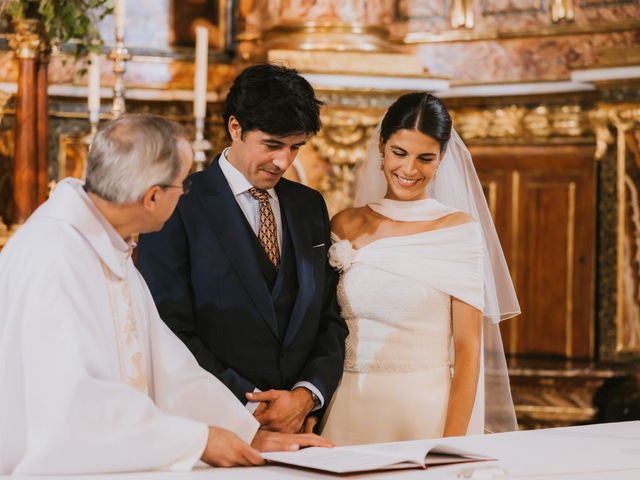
left=249, top=187, right=280, bottom=270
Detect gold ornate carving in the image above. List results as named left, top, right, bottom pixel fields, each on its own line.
left=9, top=19, right=42, bottom=60
left=508, top=361, right=625, bottom=430
left=512, top=376, right=598, bottom=429
left=623, top=171, right=640, bottom=349
left=453, top=104, right=588, bottom=142
left=309, top=109, right=382, bottom=215
left=0, top=90, right=11, bottom=122
left=553, top=106, right=583, bottom=137
left=589, top=108, right=615, bottom=160
left=523, top=106, right=552, bottom=138
left=606, top=105, right=640, bottom=354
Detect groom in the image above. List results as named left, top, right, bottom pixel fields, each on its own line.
left=137, top=64, right=347, bottom=434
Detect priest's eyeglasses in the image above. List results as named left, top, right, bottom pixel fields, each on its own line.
left=159, top=178, right=192, bottom=195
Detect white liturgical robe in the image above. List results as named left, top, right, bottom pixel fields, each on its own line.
left=0, top=179, right=260, bottom=475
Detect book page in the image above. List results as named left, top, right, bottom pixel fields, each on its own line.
left=262, top=440, right=490, bottom=473
left=342, top=439, right=438, bottom=465
left=344, top=440, right=488, bottom=463
left=262, top=446, right=422, bottom=474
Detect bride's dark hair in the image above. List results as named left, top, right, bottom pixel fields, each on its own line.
left=380, top=93, right=452, bottom=152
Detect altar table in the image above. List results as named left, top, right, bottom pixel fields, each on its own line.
left=9, top=421, right=640, bottom=480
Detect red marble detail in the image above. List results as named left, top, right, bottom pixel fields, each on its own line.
left=414, top=31, right=640, bottom=83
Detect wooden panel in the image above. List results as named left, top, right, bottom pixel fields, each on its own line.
left=519, top=177, right=573, bottom=356
left=473, top=145, right=595, bottom=360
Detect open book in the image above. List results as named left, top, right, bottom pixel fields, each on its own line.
left=262, top=439, right=493, bottom=474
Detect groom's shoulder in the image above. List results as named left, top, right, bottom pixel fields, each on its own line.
left=278, top=177, right=324, bottom=203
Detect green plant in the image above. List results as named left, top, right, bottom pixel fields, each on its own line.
left=1, top=0, right=113, bottom=56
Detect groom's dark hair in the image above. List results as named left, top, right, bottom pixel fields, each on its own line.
left=223, top=63, right=323, bottom=139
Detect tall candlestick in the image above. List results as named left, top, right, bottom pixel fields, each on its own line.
left=88, top=52, right=100, bottom=126
left=109, top=1, right=131, bottom=119
left=193, top=26, right=208, bottom=119
left=192, top=117, right=212, bottom=172
left=115, top=0, right=126, bottom=41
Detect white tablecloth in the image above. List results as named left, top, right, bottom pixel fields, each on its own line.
left=8, top=421, right=640, bottom=479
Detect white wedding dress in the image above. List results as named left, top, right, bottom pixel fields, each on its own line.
left=320, top=198, right=486, bottom=445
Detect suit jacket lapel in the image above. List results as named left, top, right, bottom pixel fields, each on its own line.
left=199, top=159, right=279, bottom=338
left=278, top=183, right=315, bottom=347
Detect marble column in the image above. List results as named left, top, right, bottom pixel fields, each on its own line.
left=36, top=49, right=49, bottom=205
left=10, top=19, right=41, bottom=226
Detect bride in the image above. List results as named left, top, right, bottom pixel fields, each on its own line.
left=320, top=93, right=520, bottom=445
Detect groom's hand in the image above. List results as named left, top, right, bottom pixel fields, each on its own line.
left=303, top=415, right=318, bottom=433
left=246, top=388, right=316, bottom=433
left=251, top=429, right=333, bottom=451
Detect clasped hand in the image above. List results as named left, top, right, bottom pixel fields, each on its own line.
left=247, top=388, right=316, bottom=433
left=200, top=426, right=333, bottom=467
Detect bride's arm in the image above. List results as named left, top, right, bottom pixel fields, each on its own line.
left=443, top=298, right=482, bottom=437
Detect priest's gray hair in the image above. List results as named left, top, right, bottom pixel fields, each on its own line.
left=85, top=114, right=186, bottom=204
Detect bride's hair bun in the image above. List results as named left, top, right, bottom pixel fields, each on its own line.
left=380, top=93, right=452, bottom=153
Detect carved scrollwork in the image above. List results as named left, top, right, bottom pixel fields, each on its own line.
left=309, top=109, right=382, bottom=215
left=616, top=107, right=640, bottom=125
left=453, top=104, right=590, bottom=142
left=0, top=90, right=11, bottom=125
left=8, top=19, right=42, bottom=60
left=594, top=104, right=640, bottom=357
left=589, top=107, right=615, bottom=161
left=508, top=361, right=632, bottom=430
left=511, top=376, right=600, bottom=429
left=523, top=106, right=553, bottom=138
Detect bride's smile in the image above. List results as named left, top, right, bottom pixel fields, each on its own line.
left=393, top=174, right=422, bottom=187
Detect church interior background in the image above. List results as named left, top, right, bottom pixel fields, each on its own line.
left=0, top=0, right=639, bottom=430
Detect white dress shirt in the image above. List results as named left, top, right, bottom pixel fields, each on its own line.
left=219, top=149, right=283, bottom=251
left=218, top=149, right=324, bottom=412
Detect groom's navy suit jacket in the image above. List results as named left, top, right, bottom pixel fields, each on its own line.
left=136, top=156, right=347, bottom=412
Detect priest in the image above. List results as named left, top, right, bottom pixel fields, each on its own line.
left=0, top=114, right=331, bottom=475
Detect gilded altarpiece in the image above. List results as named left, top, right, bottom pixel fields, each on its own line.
left=592, top=104, right=640, bottom=358
left=622, top=128, right=640, bottom=350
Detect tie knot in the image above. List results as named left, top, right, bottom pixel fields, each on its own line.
left=249, top=187, right=270, bottom=202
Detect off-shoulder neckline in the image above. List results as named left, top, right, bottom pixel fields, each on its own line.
left=330, top=221, right=478, bottom=252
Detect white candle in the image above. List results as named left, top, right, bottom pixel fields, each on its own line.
left=193, top=26, right=208, bottom=119
left=88, top=52, right=101, bottom=124
left=115, top=0, right=126, bottom=40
